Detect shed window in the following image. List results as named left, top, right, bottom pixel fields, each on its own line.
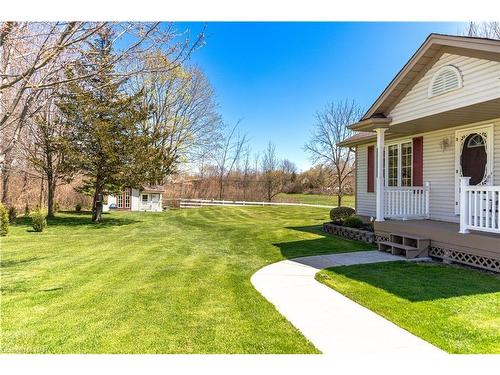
left=428, top=65, right=462, bottom=98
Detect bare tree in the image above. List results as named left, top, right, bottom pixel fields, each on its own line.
left=463, top=22, right=500, bottom=39
left=305, top=99, right=363, bottom=206
left=22, top=96, right=76, bottom=217
left=261, top=142, right=283, bottom=202
left=213, top=121, right=247, bottom=200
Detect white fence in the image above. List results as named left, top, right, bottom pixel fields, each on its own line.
left=384, top=182, right=430, bottom=219
left=459, top=177, right=500, bottom=234
left=179, top=198, right=335, bottom=209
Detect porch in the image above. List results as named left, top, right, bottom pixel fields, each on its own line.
left=374, top=219, right=500, bottom=272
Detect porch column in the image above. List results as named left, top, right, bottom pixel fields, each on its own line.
left=375, top=128, right=386, bottom=221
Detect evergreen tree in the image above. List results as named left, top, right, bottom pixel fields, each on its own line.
left=58, top=29, right=147, bottom=223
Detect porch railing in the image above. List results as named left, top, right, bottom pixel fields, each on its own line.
left=459, top=177, right=500, bottom=234
left=384, top=182, right=430, bottom=219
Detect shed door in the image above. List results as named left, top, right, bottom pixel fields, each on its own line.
left=454, top=125, right=493, bottom=214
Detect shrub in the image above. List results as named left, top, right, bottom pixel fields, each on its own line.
left=24, top=204, right=30, bottom=216
left=0, top=203, right=8, bottom=236
left=329, top=206, right=355, bottom=224
left=343, top=215, right=364, bottom=229
left=54, top=202, right=60, bottom=212
left=30, top=210, right=47, bottom=232
left=8, top=206, right=17, bottom=223
left=75, top=203, right=82, bottom=212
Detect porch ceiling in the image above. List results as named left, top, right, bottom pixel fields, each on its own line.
left=385, top=98, right=500, bottom=135
left=342, top=98, right=500, bottom=145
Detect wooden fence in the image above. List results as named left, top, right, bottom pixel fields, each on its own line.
left=179, top=198, right=334, bottom=209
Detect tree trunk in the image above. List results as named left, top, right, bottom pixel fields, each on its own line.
left=92, top=183, right=104, bottom=223
left=337, top=193, right=342, bottom=207
left=46, top=173, right=56, bottom=218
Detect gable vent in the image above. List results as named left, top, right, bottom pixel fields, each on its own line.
left=428, top=65, right=462, bottom=98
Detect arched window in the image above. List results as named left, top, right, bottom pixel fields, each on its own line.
left=428, top=65, right=462, bottom=98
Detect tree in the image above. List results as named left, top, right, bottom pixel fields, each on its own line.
left=261, top=142, right=283, bottom=202
left=132, top=59, right=221, bottom=185
left=464, top=22, right=500, bottom=39
left=57, top=29, right=148, bottom=223
left=22, top=96, right=77, bottom=218
left=305, top=99, right=363, bottom=206
left=0, top=22, right=204, bottom=205
left=213, top=122, right=247, bottom=200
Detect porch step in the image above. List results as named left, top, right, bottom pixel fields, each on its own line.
left=378, top=232, right=430, bottom=259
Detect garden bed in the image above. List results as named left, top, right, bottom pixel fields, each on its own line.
left=322, top=222, right=375, bottom=244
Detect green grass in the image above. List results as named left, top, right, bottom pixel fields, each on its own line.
left=0, top=206, right=373, bottom=354
left=276, top=193, right=355, bottom=207
left=316, top=261, right=500, bottom=354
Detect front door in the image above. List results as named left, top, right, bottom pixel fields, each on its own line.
left=454, top=125, right=493, bottom=214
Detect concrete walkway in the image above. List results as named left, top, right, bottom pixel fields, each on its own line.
left=251, top=250, right=443, bottom=355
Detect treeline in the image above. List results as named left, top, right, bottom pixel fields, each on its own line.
left=1, top=22, right=220, bottom=222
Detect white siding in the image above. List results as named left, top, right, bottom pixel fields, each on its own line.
left=354, top=118, right=500, bottom=222
left=356, top=144, right=376, bottom=217
left=131, top=188, right=140, bottom=211
left=389, top=53, right=500, bottom=125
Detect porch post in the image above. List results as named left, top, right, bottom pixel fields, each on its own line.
left=375, top=128, right=386, bottom=222
left=459, top=177, right=471, bottom=234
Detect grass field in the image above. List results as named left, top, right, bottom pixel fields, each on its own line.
left=0, top=206, right=373, bottom=354
left=276, top=193, right=355, bottom=207
left=316, top=261, right=500, bottom=354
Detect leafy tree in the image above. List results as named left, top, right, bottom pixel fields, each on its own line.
left=58, top=29, right=148, bottom=223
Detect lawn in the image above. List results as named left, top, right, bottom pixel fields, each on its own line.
left=316, top=261, right=500, bottom=354
left=276, top=193, right=355, bottom=207
left=0, top=206, right=373, bottom=354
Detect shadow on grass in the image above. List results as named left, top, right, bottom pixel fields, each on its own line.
left=0, top=256, right=43, bottom=268
left=274, top=225, right=376, bottom=259
left=12, top=213, right=139, bottom=230
left=324, top=261, right=500, bottom=302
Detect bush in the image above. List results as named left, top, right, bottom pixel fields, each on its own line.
left=54, top=202, right=60, bottom=212
left=30, top=210, right=47, bottom=232
left=329, top=206, right=355, bottom=224
left=24, top=204, right=30, bottom=216
left=75, top=203, right=82, bottom=212
left=8, top=206, right=17, bottom=223
left=343, top=215, right=364, bottom=229
left=0, top=203, right=8, bottom=236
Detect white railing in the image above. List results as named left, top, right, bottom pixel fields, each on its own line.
left=139, top=202, right=162, bottom=212
left=459, top=177, right=500, bottom=234
left=384, top=182, right=430, bottom=219
left=179, top=198, right=335, bottom=209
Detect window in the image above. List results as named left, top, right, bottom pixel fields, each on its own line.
left=428, top=65, right=462, bottom=98
left=385, top=141, right=413, bottom=187
left=142, top=194, right=148, bottom=203
left=466, top=134, right=485, bottom=148
left=117, top=195, right=123, bottom=208
left=387, top=145, right=398, bottom=187
left=124, top=189, right=130, bottom=208
left=401, top=142, right=412, bottom=186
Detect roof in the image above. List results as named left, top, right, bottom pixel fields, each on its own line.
left=337, top=132, right=375, bottom=147
left=141, top=185, right=165, bottom=193
left=339, top=33, right=500, bottom=143
left=360, top=33, right=500, bottom=122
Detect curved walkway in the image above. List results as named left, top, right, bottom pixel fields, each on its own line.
left=251, top=251, right=443, bottom=355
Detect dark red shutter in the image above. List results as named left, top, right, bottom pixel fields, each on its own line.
left=367, top=145, right=375, bottom=193
left=412, top=137, right=423, bottom=186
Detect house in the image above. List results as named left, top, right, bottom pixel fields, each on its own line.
left=104, top=185, right=165, bottom=212
left=339, top=34, right=500, bottom=272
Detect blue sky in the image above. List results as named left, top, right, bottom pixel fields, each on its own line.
left=178, top=22, right=466, bottom=171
